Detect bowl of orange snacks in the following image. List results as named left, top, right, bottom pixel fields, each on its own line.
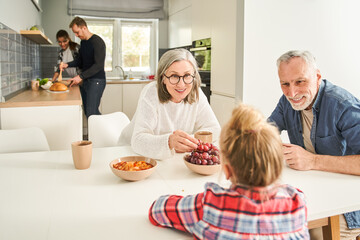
left=109, top=156, right=157, bottom=181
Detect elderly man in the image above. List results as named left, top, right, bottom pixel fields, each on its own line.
left=268, top=50, right=360, bottom=239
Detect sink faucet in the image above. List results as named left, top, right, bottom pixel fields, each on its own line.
left=115, top=66, right=128, bottom=79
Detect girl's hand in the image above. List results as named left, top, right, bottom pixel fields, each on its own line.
left=60, top=62, right=68, bottom=70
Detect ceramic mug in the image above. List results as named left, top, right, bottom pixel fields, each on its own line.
left=71, top=140, right=92, bottom=170
left=31, top=80, right=39, bottom=91
left=194, top=131, right=213, bottom=143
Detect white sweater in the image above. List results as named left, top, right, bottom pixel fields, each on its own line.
left=119, top=81, right=221, bottom=159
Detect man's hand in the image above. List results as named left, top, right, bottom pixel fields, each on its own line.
left=169, top=130, right=198, bottom=153
left=283, top=143, right=316, bottom=170
left=69, top=75, right=82, bottom=87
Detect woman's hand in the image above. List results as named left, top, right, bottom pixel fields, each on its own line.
left=60, top=62, right=68, bottom=70
left=169, top=130, right=198, bottom=153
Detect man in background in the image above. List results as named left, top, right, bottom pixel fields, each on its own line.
left=62, top=16, right=106, bottom=118
left=268, top=50, right=360, bottom=239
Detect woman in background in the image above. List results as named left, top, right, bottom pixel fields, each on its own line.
left=51, top=29, right=79, bottom=81
left=119, top=48, right=221, bottom=159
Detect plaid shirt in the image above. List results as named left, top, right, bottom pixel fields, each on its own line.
left=149, top=182, right=309, bottom=240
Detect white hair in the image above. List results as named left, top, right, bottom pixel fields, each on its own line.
left=276, top=50, right=318, bottom=70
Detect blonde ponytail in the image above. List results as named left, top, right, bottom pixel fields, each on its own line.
left=220, top=103, right=283, bottom=187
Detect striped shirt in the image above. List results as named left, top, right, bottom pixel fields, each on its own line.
left=149, top=182, right=309, bottom=240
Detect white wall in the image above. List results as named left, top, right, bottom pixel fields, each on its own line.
left=42, top=0, right=73, bottom=44
left=242, top=0, right=360, bottom=117
left=0, top=0, right=41, bottom=31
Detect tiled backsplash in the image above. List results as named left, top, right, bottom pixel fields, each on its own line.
left=0, top=22, right=41, bottom=101
left=40, top=45, right=64, bottom=79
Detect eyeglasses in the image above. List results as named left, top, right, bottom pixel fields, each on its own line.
left=164, top=73, right=195, bottom=85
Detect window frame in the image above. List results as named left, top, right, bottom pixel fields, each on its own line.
left=79, top=17, right=158, bottom=78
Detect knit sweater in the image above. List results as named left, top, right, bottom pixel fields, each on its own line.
left=119, top=81, right=221, bottom=159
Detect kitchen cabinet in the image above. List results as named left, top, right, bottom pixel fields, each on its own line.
left=0, top=86, right=83, bottom=150
left=100, top=84, right=123, bottom=114
left=210, top=0, right=244, bottom=125
left=100, top=81, right=149, bottom=120
left=122, top=83, right=148, bottom=120
left=191, top=0, right=214, bottom=41
left=211, top=0, right=243, bottom=98
left=1, top=106, right=82, bottom=150
left=168, top=0, right=192, bottom=48
left=169, top=0, right=191, bottom=15
left=210, top=94, right=236, bottom=127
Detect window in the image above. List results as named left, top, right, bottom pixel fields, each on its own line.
left=85, top=20, right=114, bottom=71
left=121, top=22, right=150, bottom=73
left=77, top=17, right=158, bottom=78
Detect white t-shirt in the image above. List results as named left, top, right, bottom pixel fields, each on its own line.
left=119, top=81, right=221, bottom=159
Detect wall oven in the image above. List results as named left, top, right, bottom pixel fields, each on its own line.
left=190, top=38, right=211, bottom=103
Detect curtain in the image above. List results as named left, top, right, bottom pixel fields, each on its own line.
left=68, top=0, right=165, bottom=19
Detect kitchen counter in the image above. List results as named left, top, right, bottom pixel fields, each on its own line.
left=106, top=78, right=153, bottom=84
left=0, top=86, right=83, bottom=150
left=0, top=86, right=81, bottom=108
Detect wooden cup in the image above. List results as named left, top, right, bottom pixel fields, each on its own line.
left=71, top=141, right=92, bottom=170
left=194, top=131, right=213, bottom=143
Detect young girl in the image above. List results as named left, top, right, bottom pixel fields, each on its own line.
left=148, top=103, right=309, bottom=239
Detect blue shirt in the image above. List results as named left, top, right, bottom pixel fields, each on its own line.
left=269, top=79, right=360, bottom=229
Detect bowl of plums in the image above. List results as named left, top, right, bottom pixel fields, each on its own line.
left=183, top=141, right=221, bottom=175
left=110, top=156, right=157, bottom=181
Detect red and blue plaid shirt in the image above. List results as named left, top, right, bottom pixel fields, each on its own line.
left=149, top=182, right=309, bottom=239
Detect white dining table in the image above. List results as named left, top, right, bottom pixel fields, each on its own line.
left=0, top=146, right=359, bottom=240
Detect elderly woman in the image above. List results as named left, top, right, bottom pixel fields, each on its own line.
left=119, top=48, right=221, bottom=159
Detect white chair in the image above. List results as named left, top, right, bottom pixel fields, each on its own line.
left=0, top=127, right=50, bottom=153
left=88, top=112, right=130, bottom=148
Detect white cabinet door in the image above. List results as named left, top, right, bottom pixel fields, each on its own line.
left=1, top=105, right=83, bottom=150
left=169, top=0, right=191, bottom=15
left=122, top=83, right=148, bottom=120
left=168, top=0, right=192, bottom=48
left=168, top=7, right=192, bottom=48
left=211, top=0, right=243, bottom=98
left=100, top=84, right=123, bottom=114
left=191, top=0, right=214, bottom=41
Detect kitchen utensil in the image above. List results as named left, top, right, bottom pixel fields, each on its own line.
left=58, top=69, right=63, bottom=82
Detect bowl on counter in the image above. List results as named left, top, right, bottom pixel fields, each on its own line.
left=40, top=82, right=53, bottom=90
left=109, top=156, right=157, bottom=181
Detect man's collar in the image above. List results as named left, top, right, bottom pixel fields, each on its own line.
left=312, top=79, right=325, bottom=112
